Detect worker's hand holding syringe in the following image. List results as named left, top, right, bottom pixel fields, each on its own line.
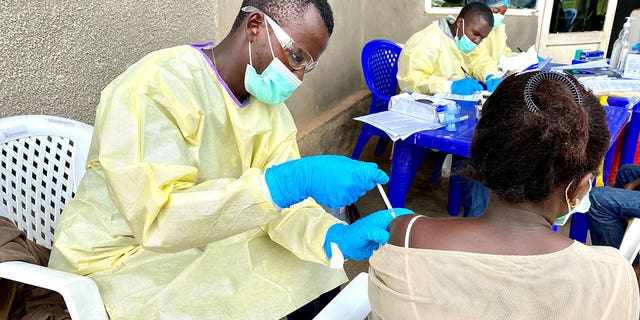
left=264, top=155, right=412, bottom=261
left=321, top=182, right=412, bottom=262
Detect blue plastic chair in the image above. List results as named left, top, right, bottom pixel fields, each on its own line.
left=351, top=40, right=402, bottom=160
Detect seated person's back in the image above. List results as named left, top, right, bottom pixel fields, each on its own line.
left=368, top=71, right=640, bottom=319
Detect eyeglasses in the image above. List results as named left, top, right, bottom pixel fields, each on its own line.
left=241, top=6, right=318, bottom=73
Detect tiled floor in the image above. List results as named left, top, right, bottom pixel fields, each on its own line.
left=343, top=140, right=575, bottom=280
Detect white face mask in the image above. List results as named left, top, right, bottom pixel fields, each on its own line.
left=492, top=13, right=505, bottom=28
left=554, top=178, right=592, bottom=226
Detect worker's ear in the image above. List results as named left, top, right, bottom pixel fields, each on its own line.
left=245, top=12, right=265, bottom=42
left=454, top=17, right=463, bottom=36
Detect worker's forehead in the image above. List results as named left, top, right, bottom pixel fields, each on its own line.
left=464, top=14, right=491, bottom=26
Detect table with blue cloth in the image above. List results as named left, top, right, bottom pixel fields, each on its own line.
left=387, top=99, right=632, bottom=243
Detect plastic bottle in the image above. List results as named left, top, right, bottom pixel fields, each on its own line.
left=443, top=104, right=460, bottom=132
left=610, top=17, right=632, bottom=72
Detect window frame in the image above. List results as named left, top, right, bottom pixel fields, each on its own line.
left=424, top=0, right=540, bottom=16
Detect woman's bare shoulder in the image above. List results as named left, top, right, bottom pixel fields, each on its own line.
left=388, top=214, right=471, bottom=249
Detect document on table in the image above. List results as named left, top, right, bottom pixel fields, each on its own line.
left=550, top=59, right=609, bottom=70
left=354, top=110, right=443, bottom=141
left=578, top=77, right=640, bottom=93
left=354, top=92, right=450, bottom=141
left=434, top=91, right=491, bottom=102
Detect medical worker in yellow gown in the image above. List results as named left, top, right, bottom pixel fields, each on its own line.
left=48, top=1, right=411, bottom=319
left=470, top=0, right=519, bottom=62
left=397, top=2, right=501, bottom=96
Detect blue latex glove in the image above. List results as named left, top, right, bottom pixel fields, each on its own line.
left=485, top=74, right=501, bottom=92
left=633, top=43, right=640, bottom=51
left=451, top=78, right=484, bottom=95
left=323, top=208, right=414, bottom=260
left=265, top=155, right=389, bottom=209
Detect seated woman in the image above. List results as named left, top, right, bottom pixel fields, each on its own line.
left=368, top=71, right=640, bottom=319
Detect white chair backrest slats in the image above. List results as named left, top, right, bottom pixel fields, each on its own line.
left=0, top=115, right=93, bottom=249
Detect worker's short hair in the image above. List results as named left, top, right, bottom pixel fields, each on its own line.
left=231, top=0, right=334, bottom=35
left=464, top=71, right=609, bottom=204
left=458, top=2, right=494, bottom=26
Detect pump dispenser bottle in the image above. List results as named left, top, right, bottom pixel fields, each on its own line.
left=610, top=17, right=632, bottom=72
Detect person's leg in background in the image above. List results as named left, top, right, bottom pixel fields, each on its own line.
left=452, top=155, right=489, bottom=218
left=587, top=165, right=640, bottom=248
left=615, top=164, right=640, bottom=189
left=459, top=177, right=489, bottom=218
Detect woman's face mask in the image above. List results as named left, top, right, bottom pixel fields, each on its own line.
left=244, top=17, right=301, bottom=105
left=455, top=19, right=478, bottom=54
left=492, top=13, right=505, bottom=28
left=555, top=178, right=592, bottom=226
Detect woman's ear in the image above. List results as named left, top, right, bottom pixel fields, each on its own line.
left=569, top=173, right=595, bottom=201
left=244, top=12, right=265, bottom=42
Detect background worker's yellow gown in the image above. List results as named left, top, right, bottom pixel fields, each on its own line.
left=471, top=23, right=518, bottom=62
left=48, top=44, right=347, bottom=320
left=397, top=17, right=498, bottom=95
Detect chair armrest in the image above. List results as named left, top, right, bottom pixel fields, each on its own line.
left=313, top=272, right=371, bottom=320
left=620, top=218, right=640, bottom=264
left=0, top=261, right=108, bottom=320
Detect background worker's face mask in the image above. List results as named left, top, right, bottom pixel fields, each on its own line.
left=492, top=13, right=505, bottom=28
left=555, top=178, right=592, bottom=226
left=244, top=16, right=302, bottom=105
left=455, top=19, right=478, bottom=54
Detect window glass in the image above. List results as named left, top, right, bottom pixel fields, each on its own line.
left=549, top=0, right=609, bottom=33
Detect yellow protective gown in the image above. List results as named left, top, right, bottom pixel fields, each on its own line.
left=471, top=24, right=518, bottom=62
left=397, top=17, right=498, bottom=95
left=48, top=44, right=347, bottom=320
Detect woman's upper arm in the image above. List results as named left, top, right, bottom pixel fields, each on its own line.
left=387, top=214, right=420, bottom=246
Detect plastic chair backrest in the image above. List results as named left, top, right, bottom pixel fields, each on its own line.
left=313, top=272, right=370, bottom=320
left=361, top=39, right=403, bottom=115
left=619, top=218, right=640, bottom=263
left=0, top=115, right=93, bottom=249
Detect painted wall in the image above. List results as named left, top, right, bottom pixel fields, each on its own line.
left=0, top=1, right=217, bottom=124
left=1, top=1, right=537, bottom=155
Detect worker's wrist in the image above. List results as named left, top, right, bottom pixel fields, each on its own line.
left=258, top=174, right=282, bottom=211
left=443, top=80, right=453, bottom=93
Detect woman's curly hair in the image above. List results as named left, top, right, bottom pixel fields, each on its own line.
left=465, top=71, right=609, bottom=204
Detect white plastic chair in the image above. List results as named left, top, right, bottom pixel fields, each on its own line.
left=313, top=272, right=371, bottom=320
left=619, top=218, right=640, bottom=263
left=0, top=115, right=108, bottom=320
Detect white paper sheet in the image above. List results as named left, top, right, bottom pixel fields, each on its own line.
left=354, top=111, right=444, bottom=141
left=550, top=59, right=609, bottom=70
left=578, top=77, right=640, bottom=92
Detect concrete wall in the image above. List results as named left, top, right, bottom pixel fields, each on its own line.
left=1, top=1, right=538, bottom=157
left=0, top=1, right=217, bottom=124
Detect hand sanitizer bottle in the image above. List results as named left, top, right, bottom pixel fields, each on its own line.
left=610, top=17, right=632, bottom=72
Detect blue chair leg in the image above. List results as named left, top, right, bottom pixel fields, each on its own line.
left=351, top=131, right=372, bottom=160
left=447, top=175, right=461, bottom=216
left=373, top=137, right=391, bottom=157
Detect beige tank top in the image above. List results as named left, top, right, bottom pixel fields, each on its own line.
left=368, top=215, right=639, bottom=319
